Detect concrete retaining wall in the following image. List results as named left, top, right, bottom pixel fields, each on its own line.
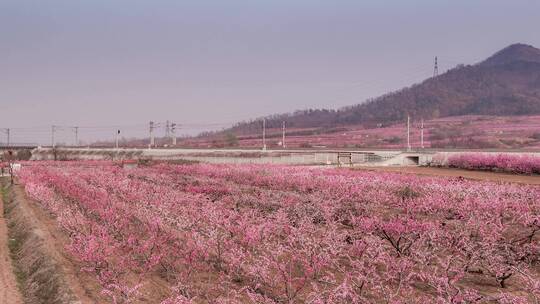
left=30, top=148, right=402, bottom=166
left=31, top=148, right=540, bottom=167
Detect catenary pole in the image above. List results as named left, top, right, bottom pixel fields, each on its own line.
left=262, top=118, right=267, bottom=151
left=171, top=123, right=177, bottom=146
left=74, top=126, right=79, bottom=147
left=149, top=121, right=155, bottom=148
left=51, top=125, right=56, bottom=148
left=407, top=116, right=411, bottom=151
left=420, top=119, right=424, bottom=149
left=282, top=121, right=286, bottom=149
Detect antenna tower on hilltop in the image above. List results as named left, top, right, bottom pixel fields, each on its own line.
left=433, top=56, right=439, bottom=77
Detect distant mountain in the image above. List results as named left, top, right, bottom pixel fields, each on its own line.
left=480, top=43, right=540, bottom=66
left=223, top=43, right=540, bottom=134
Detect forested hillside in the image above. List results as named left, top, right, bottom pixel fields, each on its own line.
left=224, top=43, right=540, bottom=135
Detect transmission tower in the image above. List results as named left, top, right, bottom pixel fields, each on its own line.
left=433, top=56, right=439, bottom=77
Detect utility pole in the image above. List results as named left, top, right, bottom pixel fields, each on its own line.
left=262, top=118, right=267, bottom=151
left=115, top=130, right=120, bottom=149
left=51, top=125, right=56, bottom=148
left=165, top=120, right=170, bottom=140
left=74, top=126, right=79, bottom=147
left=1, top=128, right=9, bottom=147
left=407, top=116, right=411, bottom=152
left=433, top=56, right=439, bottom=77
left=6, top=150, right=14, bottom=185
left=171, top=123, right=177, bottom=146
left=149, top=121, right=155, bottom=148
left=282, top=121, right=286, bottom=149
left=420, top=119, right=424, bottom=149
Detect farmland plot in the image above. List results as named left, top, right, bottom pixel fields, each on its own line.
left=16, top=161, right=540, bottom=303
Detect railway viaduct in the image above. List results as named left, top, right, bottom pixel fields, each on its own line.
left=11, top=146, right=540, bottom=167
left=27, top=147, right=436, bottom=166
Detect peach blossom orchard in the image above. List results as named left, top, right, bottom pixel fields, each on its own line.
left=17, top=161, right=540, bottom=303
left=442, top=153, right=540, bottom=174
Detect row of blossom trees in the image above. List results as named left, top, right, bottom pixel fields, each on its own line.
left=17, top=161, right=540, bottom=303
left=432, top=153, right=540, bottom=174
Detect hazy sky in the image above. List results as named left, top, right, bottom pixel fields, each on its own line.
left=1, top=0, right=539, bottom=144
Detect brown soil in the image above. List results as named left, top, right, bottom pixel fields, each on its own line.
left=4, top=182, right=109, bottom=304
left=357, top=166, right=540, bottom=185
left=0, top=188, right=23, bottom=304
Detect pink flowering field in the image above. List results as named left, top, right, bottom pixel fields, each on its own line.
left=17, top=161, right=540, bottom=303
left=444, top=153, right=540, bottom=174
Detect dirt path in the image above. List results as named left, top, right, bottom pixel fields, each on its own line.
left=10, top=184, right=108, bottom=304
left=0, top=192, right=23, bottom=304
left=6, top=183, right=170, bottom=303
left=357, top=166, right=540, bottom=185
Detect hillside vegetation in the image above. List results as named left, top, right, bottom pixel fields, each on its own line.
left=182, top=115, right=540, bottom=150
left=225, top=43, right=540, bottom=134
